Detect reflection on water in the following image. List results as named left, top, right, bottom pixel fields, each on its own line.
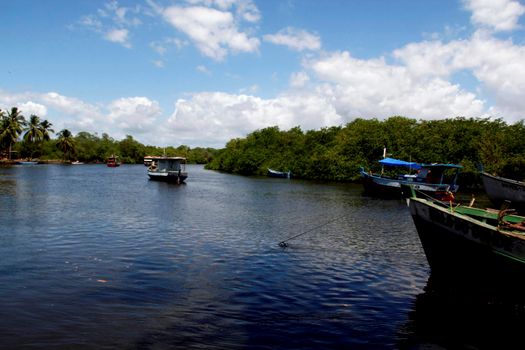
left=399, top=268, right=525, bottom=350
left=3, top=164, right=521, bottom=349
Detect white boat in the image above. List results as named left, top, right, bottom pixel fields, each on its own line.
left=147, top=156, right=188, bottom=184
left=267, top=168, right=291, bottom=178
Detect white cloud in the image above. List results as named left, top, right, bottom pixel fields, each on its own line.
left=0, top=90, right=164, bottom=142
left=289, top=72, right=310, bottom=88
left=162, top=4, right=260, bottom=60
left=166, top=91, right=341, bottom=147
left=152, top=60, right=165, bottom=68
left=196, top=65, right=211, bottom=74
left=105, top=28, right=131, bottom=48
left=264, top=27, right=321, bottom=51
left=393, top=30, right=525, bottom=120
left=107, top=97, right=162, bottom=134
left=305, top=51, right=485, bottom=119
left=463, top=0, right=525, bottom=31
left=18, top=101, right=48, bottom=118
left=185, top=0, right=261, bottom=22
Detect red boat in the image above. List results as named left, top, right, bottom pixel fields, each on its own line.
left=106, top=155, right=121, bottom=167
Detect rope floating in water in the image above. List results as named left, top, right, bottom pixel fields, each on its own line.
left=278, top=214, right=347, bottom=248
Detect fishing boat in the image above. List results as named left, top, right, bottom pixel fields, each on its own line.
left=106, top=155, right=121, bottom=167
left=408, top=189, right=525, bottom=275
left=267, top=168, right=291, bottom=178
left=481, top=171, right=525, bottom=209
left=147, top=156, right=187, bottom=183
left=360, top=157, right=461, bottom=199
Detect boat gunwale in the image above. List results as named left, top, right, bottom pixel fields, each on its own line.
left=410, top=197, right=525, bottom=239
left=481, top=171, right=525, bottom=186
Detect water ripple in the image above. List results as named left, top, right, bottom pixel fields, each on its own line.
left=0, top=164, right=430, bottom=349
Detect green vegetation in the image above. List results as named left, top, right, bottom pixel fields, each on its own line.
left=206, top=116, right=525, bottom=188
left=3, top=106, right=525, bottom=188
left=0, top=107, right=218, bottom=164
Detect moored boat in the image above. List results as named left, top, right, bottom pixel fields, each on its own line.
left=147, top=156, right=187, bottom=184
left=408, top=190, right=525, bottom=275
left=106, top=155, right=121, bottom=167
left=481, top=171, right=525, bottom=210
left=267, top=168, right=291, bottom=178
left=360, top=157, right=461, bottom=199
left=16, top=160, right=39, bottom=165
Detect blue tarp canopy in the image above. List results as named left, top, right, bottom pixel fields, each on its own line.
left=379, top=157, right=421, bottom=169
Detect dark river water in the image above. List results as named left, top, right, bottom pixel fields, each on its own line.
left=1, top=164, right=525, bottom=349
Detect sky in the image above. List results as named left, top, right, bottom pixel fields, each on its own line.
left=1, top=0, right=525, bottom=148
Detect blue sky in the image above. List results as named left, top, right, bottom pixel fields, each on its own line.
left=1, top=0, right=525, bottom=148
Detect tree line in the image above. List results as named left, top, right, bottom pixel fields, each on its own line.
left=205, top=116, right=525, bottom=188
left=0, top=107, right=217, bottom=164
left=4, top=107, right=525, bottom=187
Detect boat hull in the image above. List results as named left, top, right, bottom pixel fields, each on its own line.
left=148, top=171, right=188, bottom=183
left=360, top=169, right=453, bottom=198
left=481, top=172, right=525, bottom=209
left=409, top=198, right=525, bottom=276
left=267, top=169, right=290, bottom=178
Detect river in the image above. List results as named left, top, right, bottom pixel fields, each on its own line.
left=1, top=164, right=524, bottom=349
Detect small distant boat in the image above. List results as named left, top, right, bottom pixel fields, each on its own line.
left=267, top=168, right=291, bottom=178
left=408, top=189, right=525, bottom=275
left=106, top=155, right=121, bottom=167
left=17, top=161, right=38, bottom=165
left=481, top=172, right=525, bottom=209
left=71, top=161, right=84, bottom=165
left=360, top=157, right=462, bottom=199
left=147, top=156, right=187, bottom=184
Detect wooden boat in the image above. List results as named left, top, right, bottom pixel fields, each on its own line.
left=267, top=168, right=291, bottom=178
left=147, top=156, right=187, bottom=183
left=481, top=171, right=525, bottom=209
left=360, top=157, right=461, bottom=199
left=106, top=155, right=121, bottom=167
left=408, top=190, right=525, bottom=275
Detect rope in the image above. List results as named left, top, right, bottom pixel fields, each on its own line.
left=278, top=214, right=347, bottom=248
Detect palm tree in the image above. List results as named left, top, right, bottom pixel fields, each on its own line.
left=0, top=109, right=6, bottom=157
left=24, top=115, right=44, bottom=143
left=56, top=129, right=76, bottom=161
left=39, top=119, right=54, bottom=141
left=23, top=115, right=47, bottom=159
left=0, top=107, right=26, bottom=160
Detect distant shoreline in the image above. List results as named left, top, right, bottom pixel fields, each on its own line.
left=0, top=159, right=75, bottom=165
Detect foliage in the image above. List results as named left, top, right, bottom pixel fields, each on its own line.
left=0, top=107, right=26, bottom=159
left=206, top=116, right=525, bottom=188
left=56, top=129, right=76, bottom=161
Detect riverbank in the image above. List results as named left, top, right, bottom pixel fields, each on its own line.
left=0, top=159, right=65, bottom=165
